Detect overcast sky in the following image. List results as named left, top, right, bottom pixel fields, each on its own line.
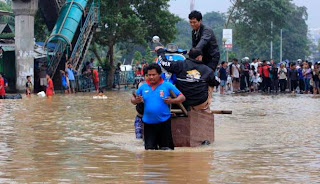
left=169, top=0, right=320, bottom=28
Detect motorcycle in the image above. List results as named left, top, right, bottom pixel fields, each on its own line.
left=153, top=36, right=187, bottom=84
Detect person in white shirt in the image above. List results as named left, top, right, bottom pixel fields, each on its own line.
left=278, top=63, right=287, bottom=92
left=231, top=58, right=241, bottom=92
left=250, top=58, right=258, bottom=73
left=251, top=72, right=259, bottom=92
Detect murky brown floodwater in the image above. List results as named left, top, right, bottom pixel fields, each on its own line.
left=0, top=91, right=319, bottom=183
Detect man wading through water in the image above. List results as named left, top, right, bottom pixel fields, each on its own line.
left=131, top=63, right=185, bottom=150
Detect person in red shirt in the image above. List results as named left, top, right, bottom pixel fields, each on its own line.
left=262, top=60, right=271, bottom=92
left=46, top=74, right=54, bottom=97
left=0, top=73, right=5, bottom=99
left=92, top=68, right=99, bottom=92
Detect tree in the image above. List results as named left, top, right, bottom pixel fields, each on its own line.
left=144, top=46, right=154, bottom=64
left=318, top=39, right=320, bottom=53
left=34, top=10, right=49, bottom=41
left=202, top=11, right=226, bottom=47
left=93, top=0, right=179, bottom=87
left=174, top=20, right=191, bottom=50
left=230, top=0, right=309, bottom=61
left=0, top=1, right=11, bottom=11
left=133, top=51, right=143, bottom=64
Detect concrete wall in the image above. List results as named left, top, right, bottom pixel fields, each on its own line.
left=12, top=0, right=38, bottom=92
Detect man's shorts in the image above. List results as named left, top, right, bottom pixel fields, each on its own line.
left=62, top=85, right=69, bottom=90
left=232, top=78, right=240, bottom=82
left=314, top=80, right=320, bottom=88
left=40, top=78, right=47, bottom=86
left=69, top=80, right=76, bottom=89
left=143, top=119, right=174, bottom=150
left=220, top=80, right=227, bottom=87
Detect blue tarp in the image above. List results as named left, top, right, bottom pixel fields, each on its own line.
left=36, top=42, right=57, bottom=50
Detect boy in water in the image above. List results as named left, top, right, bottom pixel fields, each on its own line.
left=0, top=73, right=5, bottom=99
left=98, top=89, right=105, bottom=96
left=26, top=76, right=32, bottom=96
left=219, top=61, right=227, bottom=94
left=46, top=74, right=54, bottom=97
left=133, top=66, right=148, bottom=139
left=60, top=70, right=70, bottom=94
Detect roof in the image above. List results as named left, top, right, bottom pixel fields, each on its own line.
left=0, top=23, right=13, bottom=34
left=0, top=10, right=12, bottom=16
left=1, top=46, right=14, bottom=52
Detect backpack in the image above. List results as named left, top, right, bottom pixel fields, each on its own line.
left=229, top=64, right=233, bottom=76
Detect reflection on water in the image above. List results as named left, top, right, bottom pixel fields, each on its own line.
left=0, top=91, right=319, bottom=183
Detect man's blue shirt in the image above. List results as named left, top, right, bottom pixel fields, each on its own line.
left=66, top=68, right=75, bottom=80
left=136, top=80, right=181, bottom=124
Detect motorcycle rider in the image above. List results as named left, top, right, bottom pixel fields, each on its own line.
left=155, top=46, right=217, bottom=112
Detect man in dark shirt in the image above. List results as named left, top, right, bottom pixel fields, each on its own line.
left=288, top=63, right=299, bottom=93
left=271, top=63, right=279, bottom=93
left=156, top=47, right=216, bottom=112
left=240, top=58, right=250, bottom=91
left=189, top=10, right=220, bottom=72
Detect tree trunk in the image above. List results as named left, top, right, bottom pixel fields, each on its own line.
left=106, top=44, right=115, bottom=88
left=91, top=44, right=102, bottom=63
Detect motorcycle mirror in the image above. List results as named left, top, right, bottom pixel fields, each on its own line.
left=152, top=36, right=160, bottom=43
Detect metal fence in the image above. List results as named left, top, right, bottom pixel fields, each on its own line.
left=75, top=71, right=108, bottom=92
left=119, top=71, right=135, bottom=85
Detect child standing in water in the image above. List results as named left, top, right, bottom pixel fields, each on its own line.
left=26, top=76, right=32, bottom=96
left=46, top=74, right=54, bottom=97
left=132, top=67, right=148, bottom=139
left=0, top=73, right=5, bottom=99
left=251, top=72, right=259, bottom=92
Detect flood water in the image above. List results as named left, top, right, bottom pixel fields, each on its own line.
left=0, top=91, right=319, bottom=183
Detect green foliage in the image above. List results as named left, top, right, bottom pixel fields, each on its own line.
left=231, top=0, right=309, bottom=61
left=202, top=11, right=226, bottom=48
left=133, top=51, right=143, bottom=64
left=0, top=1, right=11, bottom=11
left=0, top=1, right=13, bottom=28
left=221, top=51, right=237, bottom=63
left=174, top=20, right=191, bottom=49
left=93, top=0, right=179, bottom=67
left=135, top=1, right=180, bottom=44
left=34, top=10, right=49, bottom=41
left=144, top=46, right=155, bottom=64
left=0, top=32, right=14, bottom=39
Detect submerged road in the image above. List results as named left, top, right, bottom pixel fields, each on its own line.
left=0, top=91, right=319, bottom=183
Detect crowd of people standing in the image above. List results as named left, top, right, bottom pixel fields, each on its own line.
left=217, top=58, right=320, bottom=95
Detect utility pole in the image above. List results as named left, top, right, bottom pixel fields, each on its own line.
left=280, top=29, right=283, bottom=62
left=270, top=21, right=273, bottom=59
left=190, top=0, right=195, bottom=11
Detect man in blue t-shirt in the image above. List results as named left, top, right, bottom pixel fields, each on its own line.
left=219, top=61, right=228, bottom=94
left=131, top=63, right=185, bottom=150
left=66, top=59, right=76, bottom=93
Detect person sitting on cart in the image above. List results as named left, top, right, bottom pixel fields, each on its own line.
left=155, top=46, right=217, bottom=112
